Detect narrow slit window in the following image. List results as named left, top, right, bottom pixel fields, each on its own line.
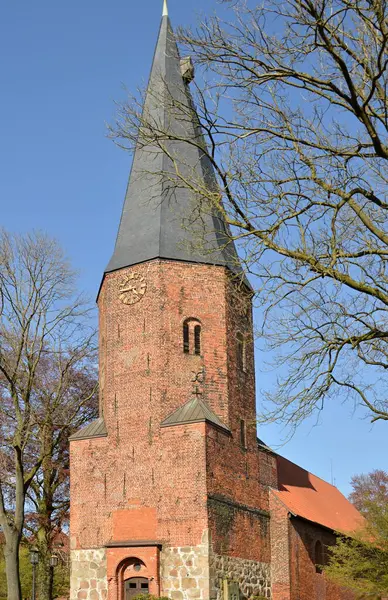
left=183, top=322, right=190, bottom=353
left=315, top=540, right=323, bottom=573
left=194, top=325, right=201, bottom=355
left=240, top=419, right=247, bottom=449
left=237, top=333, right=247, bottom=372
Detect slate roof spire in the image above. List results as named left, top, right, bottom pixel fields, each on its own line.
left=105, top=3, right=248, bottom=284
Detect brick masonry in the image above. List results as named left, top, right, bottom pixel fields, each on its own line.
left=70, top=259, right=271, bottom=600
left=288, top=520, right=355, bottom=600
left=269, top=493, right=291, bottom=600
left=70, top=258, right=357, bottom=600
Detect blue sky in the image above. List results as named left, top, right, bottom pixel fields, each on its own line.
left=1, top=0, right=385, bottom=497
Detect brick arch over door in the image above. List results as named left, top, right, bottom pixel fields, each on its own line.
left=109, top=551, right=159, bottom=600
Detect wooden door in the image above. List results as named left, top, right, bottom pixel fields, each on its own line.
left=124, top=577, right=149, bottom=599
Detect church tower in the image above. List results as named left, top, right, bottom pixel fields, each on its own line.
left=70, top=4, right=275, bottom=600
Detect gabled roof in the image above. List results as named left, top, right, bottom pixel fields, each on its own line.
left=105, top=10, right=249, bottom=287
left=161, top=397, right=230, bottom=432
left=273, top=455, right=364, bottom=534
left=69, top=418, right=107, bottom=442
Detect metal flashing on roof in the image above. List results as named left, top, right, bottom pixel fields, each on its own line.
left=69, top=418, right=107, bottom=442
left=105, top=540, right=162, bottom=548
left=161, top=397, right=230, bottom=433
left=257, top=437, right=277, bottom=455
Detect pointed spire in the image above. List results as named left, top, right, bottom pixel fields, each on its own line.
left=105, top=7, right=249, bottom=288
left=162, top=0, right=168, bottom=17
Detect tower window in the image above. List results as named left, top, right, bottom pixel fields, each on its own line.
left=237, top=332, right=247, bottom=372
left=194, top=325, right=201, bottom=355
left=183, top=318, right=202, bottom=356
left=183, top=322, right=190, bottom=353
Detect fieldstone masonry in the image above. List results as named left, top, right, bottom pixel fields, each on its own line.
left=161, top=535, right=210, bottom=600
left=70, top=548, right=108, bottom=600
left=210, top=554, right=271, bottom=600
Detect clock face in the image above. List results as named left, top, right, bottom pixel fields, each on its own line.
left=118, top=272, right=147, bottom=305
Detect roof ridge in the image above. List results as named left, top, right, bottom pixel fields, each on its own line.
left=278, top=454, right=344, bottom=494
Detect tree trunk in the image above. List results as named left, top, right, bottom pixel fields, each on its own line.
left=37, top=550, right=54, bottom=600
left=3, top=539, right=22, bottom=600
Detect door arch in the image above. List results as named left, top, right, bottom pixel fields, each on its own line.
left=124, top=577, right=149, bottom=599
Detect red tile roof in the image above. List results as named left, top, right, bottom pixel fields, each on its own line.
left=273, top=455, right=364, bottom=534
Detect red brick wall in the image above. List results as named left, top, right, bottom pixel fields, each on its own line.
left=289, top=518, right=355, bottom=600
left=71, top=260, right=257, bottom=553
left=270, top=491, right=292, bottom=600
left=204, top=278, right=271, bottom=563
left=70, top=258, right=274, bottom=592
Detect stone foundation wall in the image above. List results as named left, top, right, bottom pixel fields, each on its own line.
left=160, top=533, right=210, bottom=600
left=210, top=554, right=271, bottom=600
left=70, top=548, right=108, bottom=600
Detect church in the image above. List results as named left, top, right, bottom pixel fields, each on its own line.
left=69, top=3, right=362, bottom=600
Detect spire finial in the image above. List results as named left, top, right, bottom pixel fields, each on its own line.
left=162, top=0, right=168, bottom=17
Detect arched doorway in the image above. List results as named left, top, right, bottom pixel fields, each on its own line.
left=124, top=577, right=149, bottom=599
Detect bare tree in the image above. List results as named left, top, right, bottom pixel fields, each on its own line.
left=24, top=354, right=98, bottom=600
left=0, top=229, right=96, bottom=600
left=349, top=470, right=388, bottom=514
left=112, top=0, right=388, bottom=429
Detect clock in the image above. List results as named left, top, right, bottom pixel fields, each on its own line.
left=118, top=272, right=147, bottom=305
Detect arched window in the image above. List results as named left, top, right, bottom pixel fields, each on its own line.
left=183, top=318, right=202, bottom=356
left=314, top=540, right=323, bottom=574
left=183, top=321, right=190, bottom=354
left=237, top=332, right=247, bottom=372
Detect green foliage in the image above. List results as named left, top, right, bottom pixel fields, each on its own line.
left=0, top=543, right=69, bottom=600
left=53, top=561, right=70, bottom=598
left=325, top=488, right=388, bottom=597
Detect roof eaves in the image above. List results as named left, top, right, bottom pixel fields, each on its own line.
left=161, top=416, right=231, bottom=434
left=269, top=489, right=297, bottom=518
left=289, top=512, right=345, bottom=535
left=257, top=437, right=277, bottom=455
left=69, top=418, right=108, bottom=442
